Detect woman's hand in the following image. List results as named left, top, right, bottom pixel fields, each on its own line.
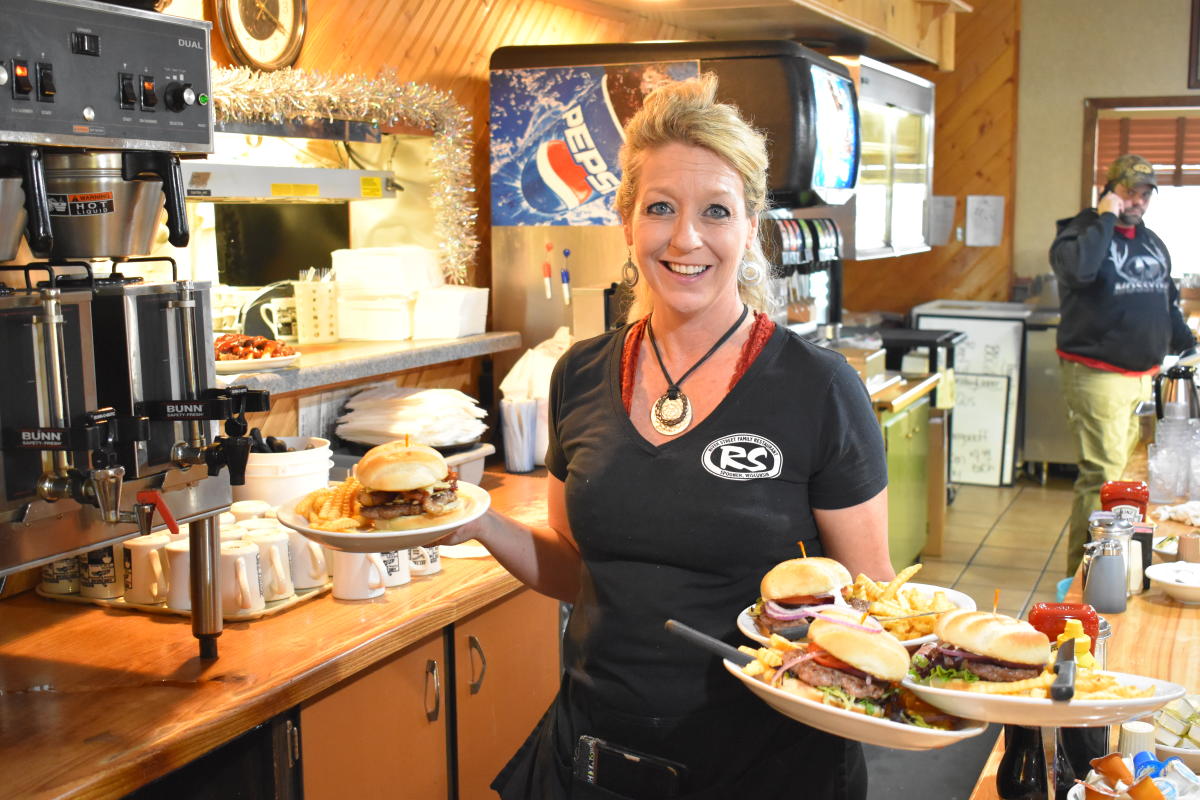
left=432, top=475, right=582, bottom=603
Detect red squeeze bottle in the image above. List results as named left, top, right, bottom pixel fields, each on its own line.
left=1027, top=603, right=1100, bottom=654
left=1099, top=480, right=1149, bottom=523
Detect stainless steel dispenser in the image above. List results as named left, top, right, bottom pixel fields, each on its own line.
left=0, top=0, right=265, bottom=660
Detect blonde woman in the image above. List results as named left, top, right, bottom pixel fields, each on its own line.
left=446, top=74, right=890, bottom=799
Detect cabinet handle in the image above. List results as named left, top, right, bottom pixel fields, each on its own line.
left=424, top=659, right=441, bottom=722
left=468, top=634, right=488, bottom=695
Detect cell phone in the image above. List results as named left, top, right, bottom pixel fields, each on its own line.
left=573, top=735, right=687, bottom=799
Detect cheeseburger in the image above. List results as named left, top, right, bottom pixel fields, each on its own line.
left=750, top=557, right=852, bottom=638
left=775, top=608, right=911, bottom=718
left=911, top=609, right=1051, bottom=686
left=354, top=442, right=462, bottom=530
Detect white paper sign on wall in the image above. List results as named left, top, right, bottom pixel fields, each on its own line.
left=966, top=195, right=1005, bottom=247
left=949, top=373, right=1011, bottom=486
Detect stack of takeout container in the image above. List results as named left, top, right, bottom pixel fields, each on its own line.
left=331, top=246, right=443, bottom=340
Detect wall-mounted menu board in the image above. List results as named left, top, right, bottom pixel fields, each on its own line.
left=948, top=373, right=1011, bottom=486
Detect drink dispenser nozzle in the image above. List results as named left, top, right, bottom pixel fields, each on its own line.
left=201, top=386, right=269, bottom=486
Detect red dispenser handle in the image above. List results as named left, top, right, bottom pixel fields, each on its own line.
left=136, top=490, right=179, bottom=536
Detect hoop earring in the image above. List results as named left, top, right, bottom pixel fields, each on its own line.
left=622, top=255, right=640, bottom=287
left=738, top=259, right=763, bottom=284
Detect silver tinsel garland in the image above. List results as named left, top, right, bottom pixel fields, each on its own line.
left=210, top=67, right=477, bottom=285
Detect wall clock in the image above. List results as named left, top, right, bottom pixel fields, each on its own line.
left=214, top=0, right=306, bottom=72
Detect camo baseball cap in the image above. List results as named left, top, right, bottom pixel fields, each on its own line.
left=1106, top=154, right=1158, bottom=189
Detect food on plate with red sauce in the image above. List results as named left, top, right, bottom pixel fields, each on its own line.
left=214, top=333, right=295, bottom=361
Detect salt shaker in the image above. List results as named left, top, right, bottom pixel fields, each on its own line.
left=1084, top=539, right=1127, bottom=614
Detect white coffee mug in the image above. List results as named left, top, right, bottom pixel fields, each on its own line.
left=260, top=296, right=298, bottom=342
left=123, top=533, right=172, bottom=605
left=245, top=528, right=294, bottom=602
left=218, top=511, right=238, bottom=528
left=409, top=545, right=441, bottom=576
left=331, top=551, right=387, bottom=600
left=219, top=524, right=247, bottom=543
left=164, top=540, right=192, bottom=611
left=287, top=530, right=327, bottom=590
left=78, top=545, right=124, bottom=599
left=220, top=540, right=265, bottom=615
left=380, top=550, right=411, bottom=587
left=40, top=557, right=80, bottom=594
left=230, top=500, right=272, bottom=521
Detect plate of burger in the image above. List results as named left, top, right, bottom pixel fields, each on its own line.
left=903, top=609, right=1186, bottom=727
left=738, top=559, right=975, bottom=647
left=276, top=441, right=489, bottom=552
left=739, top=557, right=853, bottom=644
left=730, top=607, right=988, bottom=750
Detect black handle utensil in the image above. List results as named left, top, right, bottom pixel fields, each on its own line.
left=664, top=620, right=754, bottom=667
left=1050, top=637, right=1076, bottom=702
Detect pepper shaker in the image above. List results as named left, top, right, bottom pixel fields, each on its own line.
left=1083, top=539, right=1127, bottom=614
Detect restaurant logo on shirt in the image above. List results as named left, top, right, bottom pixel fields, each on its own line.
left=701, top=433, right=782, bottom=481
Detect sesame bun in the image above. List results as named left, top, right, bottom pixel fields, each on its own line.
left=934, top=609, right=1051, bottom=667
left=760, top=557, right=852, bottom=601
left=809, top=609, right=910, bottom=683
left=355, top=442, right=448, bottom=492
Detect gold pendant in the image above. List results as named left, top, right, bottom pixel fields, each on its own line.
left=651, top=391, right=692, bottom=436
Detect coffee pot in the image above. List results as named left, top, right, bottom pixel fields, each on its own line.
left=1153, top=364, right=1200, bottom=420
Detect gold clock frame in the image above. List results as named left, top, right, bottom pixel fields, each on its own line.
left=213, top=0, right=307, bottom=72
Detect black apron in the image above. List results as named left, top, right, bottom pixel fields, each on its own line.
left=493, top=325, right=885, bottom=799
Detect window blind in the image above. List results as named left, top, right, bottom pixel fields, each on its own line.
left=1096, top=116, right=1200, bottom=187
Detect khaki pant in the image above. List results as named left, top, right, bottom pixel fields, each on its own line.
left=1060, top=359, right=1151, bottom=576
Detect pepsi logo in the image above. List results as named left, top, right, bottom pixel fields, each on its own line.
left=701, top=434, right=782, bottom=481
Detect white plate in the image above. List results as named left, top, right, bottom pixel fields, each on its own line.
left=724, top=660, right=989, bottom=750
left=1154, top=536, right=1179, bottom=559
left=276, top=482, right=489, bottom=552
left=902, top=671, right=1186, bottom=727
left=215, top=352, right=301, bottom=373
left=737, top=583, right=976, bottom=648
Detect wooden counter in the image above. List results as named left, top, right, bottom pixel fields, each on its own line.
left=968, top=445, right=1200, bottom=800
left=0, top=467, right=549, bottom=800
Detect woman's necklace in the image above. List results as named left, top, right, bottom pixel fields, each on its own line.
left=645, top=304, right=749, bottom=436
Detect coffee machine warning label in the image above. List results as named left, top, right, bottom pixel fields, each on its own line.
left=48, top=192, right=115, bottom=216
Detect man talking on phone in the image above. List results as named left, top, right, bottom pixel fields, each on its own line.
left=1051, top=154, right=1194, bottom=577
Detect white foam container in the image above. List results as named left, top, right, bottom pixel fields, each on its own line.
left=336, top=289, right=416, bottom=341
left=233, top=437, right=333, bottom=507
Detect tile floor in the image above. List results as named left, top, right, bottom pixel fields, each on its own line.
left=863, top=472, right=1077, bottom=800
left=918, top=473, right=1076, bottom=619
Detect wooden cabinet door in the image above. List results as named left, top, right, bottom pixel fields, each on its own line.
left=301, top=631, right=449, bottom=800
left=454, top=588, right=561, bottom=800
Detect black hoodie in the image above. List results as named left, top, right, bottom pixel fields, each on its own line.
left=1050, top=208, right=1193, bottom=371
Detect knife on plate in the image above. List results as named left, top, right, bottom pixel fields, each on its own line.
left=1050, top=637, right=1076, bottom=702
left=664, top=620, right=754, bottom=667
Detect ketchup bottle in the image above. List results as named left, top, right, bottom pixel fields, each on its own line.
left=1100, top=480, right=1149, bottom=523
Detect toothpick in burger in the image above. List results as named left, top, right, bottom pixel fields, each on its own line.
left=750, top=557, right=852, bottom=639
left=910, top=609, right=1051, bottom=687
left=354, top=442, right=463, bottom=530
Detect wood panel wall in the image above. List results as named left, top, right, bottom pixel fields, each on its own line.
left=207, top=0, right=702, bottom=289
left=841, top=0, right=1020, bottom=314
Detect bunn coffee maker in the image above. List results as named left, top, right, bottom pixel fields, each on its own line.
left=0, top=0, right=268, bottom=659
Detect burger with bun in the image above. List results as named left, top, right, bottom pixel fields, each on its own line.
left=767, top=608, right=958, bottom=727
left=750, top=557, right=852, bottom=639
left=910, top=609, right=1051, bottom=687
left=354, top=442, right=463, bottom=530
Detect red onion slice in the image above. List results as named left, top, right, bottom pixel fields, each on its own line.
left=762, top=602, right=883, bottom=633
